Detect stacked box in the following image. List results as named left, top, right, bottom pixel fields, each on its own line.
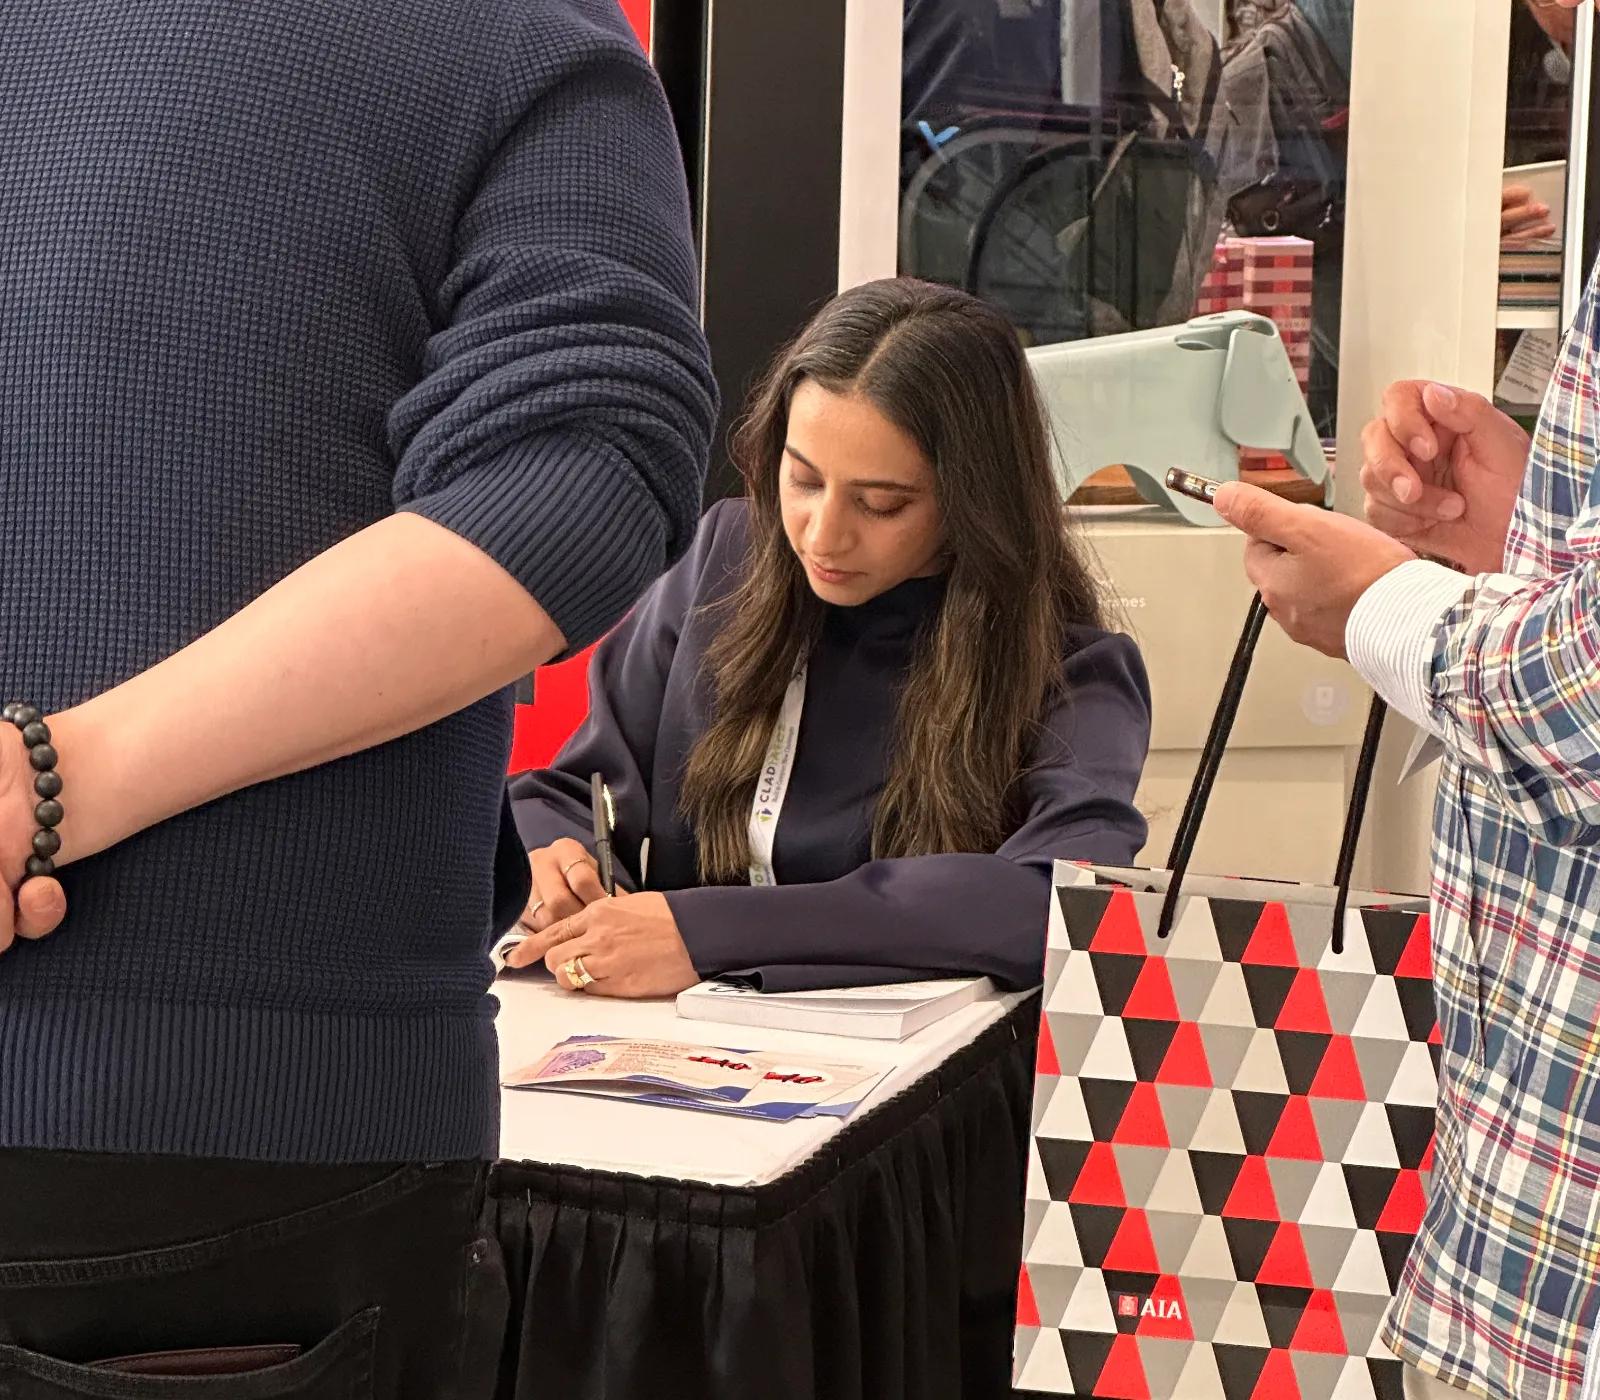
left=1194, top=238, right=1243, bottom=317
left=1238, top=235, right=1313, bottom=397
left=1194, top=235, right=1313, bottom=393
left=1193, top=235, right=1316, bottom=474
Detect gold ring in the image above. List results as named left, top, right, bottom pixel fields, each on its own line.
left=564, top=956, right=596, bottom=990
left=561, top=859, right=587, bottom=878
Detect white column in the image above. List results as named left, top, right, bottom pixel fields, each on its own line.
left=838, top=0, right=903, bottom=291
left=1335, top=0, right=1509, bottom=892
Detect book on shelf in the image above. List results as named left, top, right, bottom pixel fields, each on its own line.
left=1498, top=282, right=1561, bottom=308
left=1499, top=250, right=1563, bottom=277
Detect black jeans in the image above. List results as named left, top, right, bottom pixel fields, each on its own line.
left=0, top=1152, right=507, bottom=1399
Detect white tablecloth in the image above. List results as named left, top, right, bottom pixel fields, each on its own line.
left=494, top=972, right=1025, bottom=1188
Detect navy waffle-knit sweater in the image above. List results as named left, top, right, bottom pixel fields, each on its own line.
left=0, top=0, right=716, bottom=1163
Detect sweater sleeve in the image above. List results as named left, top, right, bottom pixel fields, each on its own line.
left=388, top=0, right=717, bottom=652
left=507, top=501, right=742, bottom=884
left=665, top=632, right=1152, bottom=991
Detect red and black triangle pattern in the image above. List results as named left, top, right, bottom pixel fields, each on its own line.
left=1016, top=874, right=1438, bottom=1398
left=1044, top=1333, right=1409, bottom=1399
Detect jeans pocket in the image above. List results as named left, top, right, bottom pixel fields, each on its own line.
left=0, top=1308, right=379, bottom=1400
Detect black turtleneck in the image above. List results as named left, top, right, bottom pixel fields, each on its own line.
left=509, top=499, right=1151, bottom=991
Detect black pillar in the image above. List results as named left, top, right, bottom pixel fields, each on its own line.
left=654, top=0, right=850, bottom=504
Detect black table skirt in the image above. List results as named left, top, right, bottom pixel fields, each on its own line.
left=488, top=993, right=1042, bottom=1400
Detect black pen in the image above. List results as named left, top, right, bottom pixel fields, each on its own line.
left=590, top=772, right=616, bottom=896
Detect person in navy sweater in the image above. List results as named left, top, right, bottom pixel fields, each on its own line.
left=507, top=279, right=1152, bottom=997
left=0, top=0, right=713, bottom=1391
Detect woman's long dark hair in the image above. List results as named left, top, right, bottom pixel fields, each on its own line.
left=680, top=278, right=1103, bottom=883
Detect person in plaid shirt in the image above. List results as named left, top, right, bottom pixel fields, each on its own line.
left=1214, top=82, right=1600, bottom=1400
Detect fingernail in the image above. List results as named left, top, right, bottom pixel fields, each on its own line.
left=1395, top=478, right=1417, bottom=503
left=1408, top=437, right=1433, bottom=462
left=1431, top=385, right=1457, bottom=409
left=1437, top=496, right=1465, bottom=520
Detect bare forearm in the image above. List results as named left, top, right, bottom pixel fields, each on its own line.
left=51, top=514, right=563, bottom=864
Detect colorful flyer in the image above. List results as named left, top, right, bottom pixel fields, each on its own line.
left=504, top=1035, right=768, bottom=1102
left=504, top=1035, right=892, bottom=1122
left=633, top=1056, right=892, bottom=1122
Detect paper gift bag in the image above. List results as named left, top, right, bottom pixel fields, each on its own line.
left=1014, top=597, right=1437, bottom=1400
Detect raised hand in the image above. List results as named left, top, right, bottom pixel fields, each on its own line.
left=1359, top=381, right=1529, bottom=575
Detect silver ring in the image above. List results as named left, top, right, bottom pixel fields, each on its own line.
left=561, top=859, right=587, bottom=878
left=523, top=899, right=545, bottom=927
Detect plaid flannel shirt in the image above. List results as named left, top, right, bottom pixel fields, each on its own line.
left=1346, top=274, right=1600, bottom=1400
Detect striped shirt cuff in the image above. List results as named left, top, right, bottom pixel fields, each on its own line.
left=1345, top=559, right=1472, bottom=733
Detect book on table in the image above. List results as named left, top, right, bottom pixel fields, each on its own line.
left=675, top=976, right=994, bottom=1042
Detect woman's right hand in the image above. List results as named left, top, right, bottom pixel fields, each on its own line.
left=1359, top=380, right=1530, bottom=576
left=0, top=723, right=67, bottom=954
left=520, top=837, right=608, bottom=934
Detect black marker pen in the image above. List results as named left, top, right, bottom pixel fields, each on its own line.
left=589, top=772, right=616, bottom=897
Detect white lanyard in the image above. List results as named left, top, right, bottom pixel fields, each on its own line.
left=747, top=664, right=807, bottom=886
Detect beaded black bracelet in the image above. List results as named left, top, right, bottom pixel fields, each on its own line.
left=2, top=703, right=64, bottom=880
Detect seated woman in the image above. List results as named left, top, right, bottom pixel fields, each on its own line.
left=505, top=278, right=1151, bottom=997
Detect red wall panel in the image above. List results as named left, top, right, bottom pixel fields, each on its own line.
left=620, top=0, right=650, bottom=45
left=509, top=644, right=595, bottom=773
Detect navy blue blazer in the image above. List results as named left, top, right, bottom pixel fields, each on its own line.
left=509, top=499, right=1152, bottom=991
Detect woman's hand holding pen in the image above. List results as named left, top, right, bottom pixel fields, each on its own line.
left=521, top=837, right=610, bottom=931
left=506, top=891, right=699, bottom=999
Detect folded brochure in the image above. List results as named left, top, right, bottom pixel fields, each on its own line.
left=504, top=1034, right=892, bottom=1122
